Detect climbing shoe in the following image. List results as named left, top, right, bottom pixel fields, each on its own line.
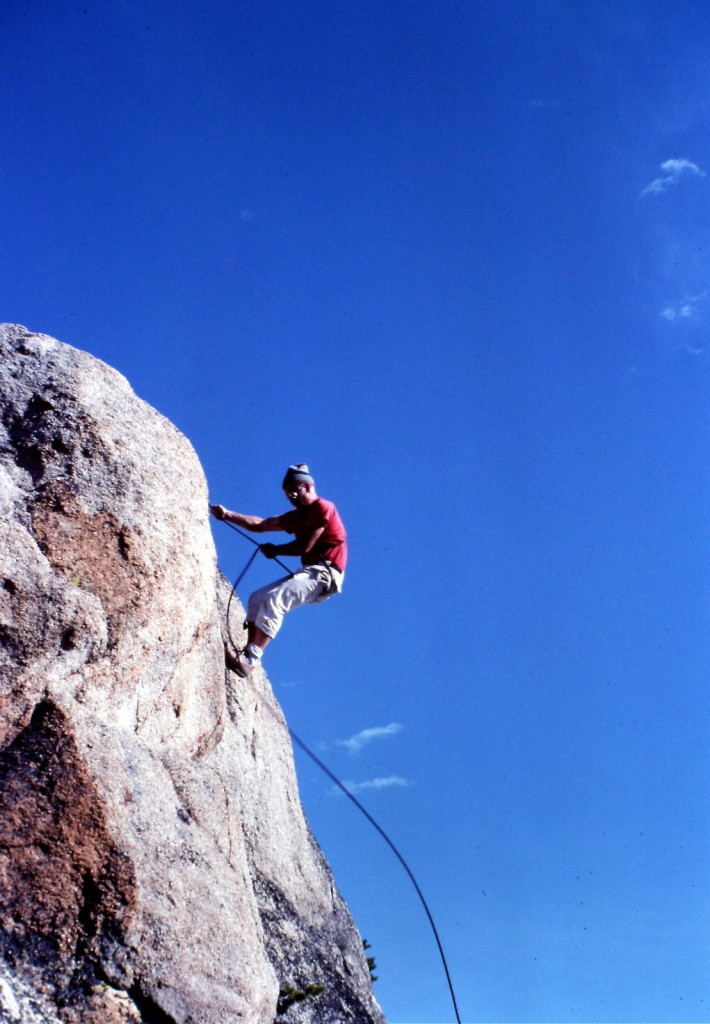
left=224, top=646, right=241, bottom=673
left=234, top=653, right=255, bottom=678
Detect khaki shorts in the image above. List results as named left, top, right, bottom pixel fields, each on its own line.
left=247, top=563, right=343, bottom=639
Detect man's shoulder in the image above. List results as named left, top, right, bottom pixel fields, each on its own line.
left=278, top=502, right=325, bottom=529
left=314, top=496, right=336, bottom=512
left=313, top=497, right=343, bottom=521
left=304, top=498, right=329, bottom=522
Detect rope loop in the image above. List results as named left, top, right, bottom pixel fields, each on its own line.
left=225, top=544, right=260, bottom=655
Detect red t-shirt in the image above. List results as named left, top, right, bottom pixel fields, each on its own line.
left=278, top=498, right=347, bottom=572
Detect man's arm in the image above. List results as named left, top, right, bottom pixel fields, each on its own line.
left=210, top=505, right=284, bottom=533
left=262, top=526, right=325, bottom=558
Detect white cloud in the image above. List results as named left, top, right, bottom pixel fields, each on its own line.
left=660, top=292, right=706, bottom=321
left=337, top=776, right=411, bottom=795
left=337, top=722, right=403, bottom=755
left=661, top=302, right=694, bottom=321
left=641, top=158, right=705, bottom=197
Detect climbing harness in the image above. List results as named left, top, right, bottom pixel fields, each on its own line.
left=218, top=523, right=463, bottom=1024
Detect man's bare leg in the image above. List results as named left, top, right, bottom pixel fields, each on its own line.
left=245, top=622, right=272, bottom=654
left=228, top=623, right=272, bottom=678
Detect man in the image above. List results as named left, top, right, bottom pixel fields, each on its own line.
left=210, top=464, right=347, bottom=677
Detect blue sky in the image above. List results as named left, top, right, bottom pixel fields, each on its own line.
left=3, top=2, right=709, bottom=1022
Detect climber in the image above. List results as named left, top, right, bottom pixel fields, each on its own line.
left=210, top=464, right=347, bottom=677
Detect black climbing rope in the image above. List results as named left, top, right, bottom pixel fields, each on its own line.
left=222, top=520, right=293, bottom=656
left=222, top=519, right=293, bottom=576
left=216, top=519, right=463, bottom=1024
left=288, top=728, right=463, bottom=1024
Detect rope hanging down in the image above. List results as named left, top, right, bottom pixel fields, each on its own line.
left=223, top=521, right=293, bottom=656
left=219, top=525, right=463, bottom=1024
left=289, top=728, right=463, bottom=1024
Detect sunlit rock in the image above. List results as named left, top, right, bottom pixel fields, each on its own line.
left=0, top=324, right=384, bottom=1024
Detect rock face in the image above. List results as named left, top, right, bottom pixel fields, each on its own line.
left=0, top=325, right=385, bottom=1024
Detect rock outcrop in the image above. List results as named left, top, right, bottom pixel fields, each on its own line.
left=0, top=325, right=385, bottom=1024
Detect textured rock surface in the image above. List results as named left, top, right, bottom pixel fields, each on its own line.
left=0, top=325, right=385, bottom=1024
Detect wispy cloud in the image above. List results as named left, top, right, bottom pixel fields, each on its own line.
left=337, top=776, right=411, bottom=795
left=660, top=293, right=706, bottom=321
left=527, top=98, right=560, bottom=110
left=641, top=158, right=705, bottom=197
left=337, top=722, right=403, bottom=755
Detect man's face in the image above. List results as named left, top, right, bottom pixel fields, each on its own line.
left=284, top=482, right=309, bottom=507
